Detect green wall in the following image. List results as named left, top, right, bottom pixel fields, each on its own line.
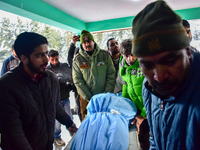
left=0, top=0, right=200, bottom=33
left=0, top=0, right=86, bottom=33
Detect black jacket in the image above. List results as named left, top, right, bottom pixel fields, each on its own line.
left=0, top=63, right=73, bottom=150
left=67, top=43, right=79, bottom=68
left=47, top=62, right=73, bottom=100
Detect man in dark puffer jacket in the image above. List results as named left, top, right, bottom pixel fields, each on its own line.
left=0, top=32, right=78, bottom=150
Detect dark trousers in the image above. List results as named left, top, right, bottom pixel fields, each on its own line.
left=138, top=119, right=150, bottom=150
left=74, top=88, right=82, bottom=121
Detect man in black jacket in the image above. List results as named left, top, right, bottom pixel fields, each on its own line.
left=47, top=49, right=73, bottom=146
left=0, top=32, right=77, bottom=150
left=67, top=35, right=82, bottom=121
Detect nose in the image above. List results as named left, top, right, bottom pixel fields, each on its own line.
left=153, top=65, right=169, bottom=83
left=85, top=42, right=90, bottom=46
left=44, top=53, right=49, bottom=62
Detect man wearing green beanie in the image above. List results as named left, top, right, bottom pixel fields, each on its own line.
left=132, top=0, right=200, bottom=149
left=72, top=30, right=116, bottom=120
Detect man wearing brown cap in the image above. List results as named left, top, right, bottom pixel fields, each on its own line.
left=132, top=1, right=200, bottom=149
left=72, top=30, right=116, bottom=120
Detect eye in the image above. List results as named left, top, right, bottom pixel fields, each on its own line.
left=37, top=54, right=43, bottom=58
left=165, top=58, right=176, bottom=66
left=141, top=62, right=154, bottom=70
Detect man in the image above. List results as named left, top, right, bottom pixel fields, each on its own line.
left=107, top=38, right=123, bottom=93
left=119, top=39, right=149, bottom=150
left=0, top=32, right=77, bottom=150
left=68, top=35, right=80, bottom=68
left=72, top=30, right=116, bottom=119
left=47, top=50, right=73, bottom=146
left=131, top=1, right=200, bottom=150
left=182, top=19, right=199, bottom=52
left=1, top=45, right=20, bottom=76
left=67, top=35, right=82, bottom=122
left=107, top=38, right=121, bottom=76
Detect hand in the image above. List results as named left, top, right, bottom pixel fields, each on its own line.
left=72, top=35, right=80, bottom=44
left=131, top=115, right=145, bottom=134
left=67, top=123, right=78, bottom=136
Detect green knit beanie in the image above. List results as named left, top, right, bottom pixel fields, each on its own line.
left=131, top=0, right=190, bottom=57
left=80, top=30, right=94, bottom=44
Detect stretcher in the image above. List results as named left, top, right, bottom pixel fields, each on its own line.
left=64, top=124, right=139, bottom=150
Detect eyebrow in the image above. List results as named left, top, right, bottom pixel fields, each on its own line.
left=35, top=51, right=48, bottom=55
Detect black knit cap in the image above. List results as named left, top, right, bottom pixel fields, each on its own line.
left=131, top=0, right=190, bottom=57
left=14, top=32, right=48, bottom=59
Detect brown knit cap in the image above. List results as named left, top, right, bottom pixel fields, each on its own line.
left=131, top=0, right=190, bottom=57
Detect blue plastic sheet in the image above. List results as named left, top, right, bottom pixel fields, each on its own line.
left=71, top=93, right=137, bottom=150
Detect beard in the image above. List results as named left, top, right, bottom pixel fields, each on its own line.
left=27, top=59, right=47, bottom=75
left=111, top=47, right=119, bottom=55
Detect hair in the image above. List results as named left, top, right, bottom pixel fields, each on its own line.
left=106, top=38, right=115, bottom=48
left=48, top=49, right=59, bottom=57
left=120, top=39, right=133, bottom=55
left=14, top=32, right=48, bottom=59
left=182, top=19, right=190, bottom=28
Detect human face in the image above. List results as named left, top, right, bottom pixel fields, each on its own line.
left=28, top=44, right=49, bottom=76
left=184, top=26, right=192, bottom=42
left=122, top=54, right=137, bottom=66
left=138, top=49, right=191, bottom=97
left=82, top=40, right=95, bottom=51
left=108, top=39, right=119, bottom=55
left=49, top=55, right=59, bottom=66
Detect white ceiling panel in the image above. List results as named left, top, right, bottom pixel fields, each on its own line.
left=42, top=0, right=200, bottom=22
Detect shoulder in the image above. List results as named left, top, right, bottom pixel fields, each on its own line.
left=73, top=53, right=81, bottom=61
left=46, top=64, right=52, bottom=69
left=2, top=56, right=12, bottom=65
left=46, top=69, right=57, bottom=79
left=60, top=62, right=70, bottom=68
left=100, top=49, right=110, bottom=54
left=99, top=49, right=112, bottom=58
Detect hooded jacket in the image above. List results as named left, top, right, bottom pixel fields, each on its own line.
left=47, top=62, right=73, bottom=100
left=119, top=56, right=146, bottom=117
left=72, top=44, right=115, bottom=101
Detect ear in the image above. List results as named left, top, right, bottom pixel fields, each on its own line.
left=20, top=55, right=29, bottom=65
left=186, top=47, right=192, bottom=59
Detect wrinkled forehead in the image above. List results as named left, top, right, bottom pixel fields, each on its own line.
left=137, top=49, right=185, bottom=63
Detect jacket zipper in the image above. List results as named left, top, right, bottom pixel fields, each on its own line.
left=161, top=100, right=164, bottom=111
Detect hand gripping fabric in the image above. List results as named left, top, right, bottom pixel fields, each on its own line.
left=71, top=93, right=137, bottom=150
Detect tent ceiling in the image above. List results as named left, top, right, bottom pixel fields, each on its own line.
left=42, top=0, right=200, bottom=22
left=1, top=0, right=200, bottom=33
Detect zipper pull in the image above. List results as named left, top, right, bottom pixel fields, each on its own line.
left=161, top=101, right=164, bottom=110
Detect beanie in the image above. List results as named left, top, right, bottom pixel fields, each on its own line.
left=131, top=0, right=190, bottom=57
left=14, top=32, right=48, bottom=59
left=80, top=30, right=94, bottom=44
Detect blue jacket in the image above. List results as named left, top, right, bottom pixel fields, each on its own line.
left=142, top=51, right=200, bottom=150
left=1, top=55, right=20, bottom=77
